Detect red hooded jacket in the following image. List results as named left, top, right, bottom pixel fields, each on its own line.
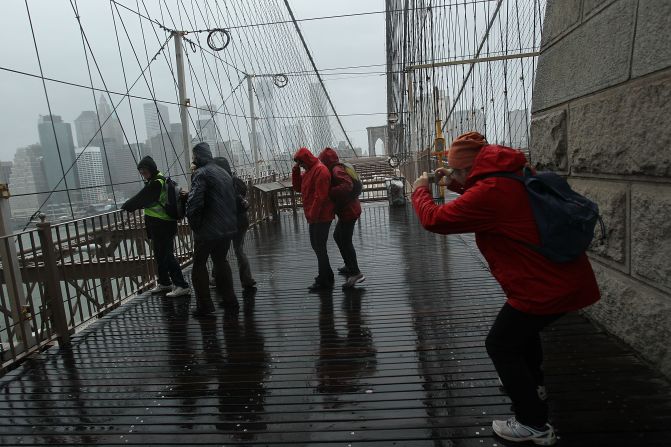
left=412, top=145, right=600, bottom=315
left=318, top=148, right=362, bottom=222
left=292, top=147, right=335, bottom=224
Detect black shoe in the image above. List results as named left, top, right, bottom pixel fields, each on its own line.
left=337, top=266, right=351, bottom=276
left=191, top=309, right=216, bottom=319
left=308, top=281, right=334, bottom=292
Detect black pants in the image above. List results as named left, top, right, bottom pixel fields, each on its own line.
left=333, top=219, right=360, bottom=274
left=308, top=222, right=333, bottom=284
left=485, top=303, right=564, bottom=427
left=152, top=229, right=188, bottom=288
left=211, top=226, right=256, bottom=288
left=232, top=226, right=255, bottom=287
left=192, top=238, right=237, bottom=312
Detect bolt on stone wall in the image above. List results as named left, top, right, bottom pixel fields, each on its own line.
left=530, top=0, right=671, bottom=378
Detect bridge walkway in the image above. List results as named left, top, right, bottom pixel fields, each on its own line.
left=1, top=203, right=670, bottom=446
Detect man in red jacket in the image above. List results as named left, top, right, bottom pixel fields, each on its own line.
left=318, top=148, right=365, bottom=289
left=292, top=147, right=336, bottom=291
left=412, top=132, right=600, bottom=446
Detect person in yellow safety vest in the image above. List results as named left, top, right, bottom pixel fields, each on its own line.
left=121, top=155, right=190, bottom=298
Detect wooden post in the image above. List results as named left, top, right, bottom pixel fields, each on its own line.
left=36, top=215, right=71, bottom=347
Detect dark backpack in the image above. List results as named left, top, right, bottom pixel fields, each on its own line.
left=162, top=176, right=185, bottom=220
left=486, top=170, right=605, bottom=263
left=337, top=162, right=363, bottom=197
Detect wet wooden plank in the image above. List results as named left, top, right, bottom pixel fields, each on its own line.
left=1, top=203, right=670, bottom=446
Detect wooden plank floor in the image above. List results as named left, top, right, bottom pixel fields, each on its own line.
left=1, top=203, right=670, bottom=446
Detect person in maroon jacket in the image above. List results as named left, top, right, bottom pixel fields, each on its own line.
left=292, top=147, right=336, bottom=291
left=318, top=147, right=365, bottom=289
left=412, top=132, right=600, bottom=446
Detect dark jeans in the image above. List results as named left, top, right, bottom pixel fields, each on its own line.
left=333, top=219, right=360, bottom=275
left=192, top=238, right=237, bottom=312
left=212, top=226, right=255, bottom=288
left=308, top=222, right=333, bottom=284
left=485, top=303, right=564, bottom=427
left=152, top=229, right=188, bottom=288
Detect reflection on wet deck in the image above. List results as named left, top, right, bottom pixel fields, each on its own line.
left=1, top=203, right=670, bottom=446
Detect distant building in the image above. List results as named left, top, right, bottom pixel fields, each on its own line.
left=37, top=114, right=80, bottom=206
left=195, top=105, right=219, bottom=150
left=309, top=83, right=335, bottom=152
left=282, top=123, right=308, bottom=153
left=507, top=109, right=529, bottom=150
left=147, top=123, right=190, bottom=181
left=446, top=109, right=485, bottom=142
left=74, top=110, right=100, bottom=147
left=8, top=144, right=48, bottom=220
left=0, top=161, right=12, bottom=184
left=75, top=147, right=107, bottom=205
left=143, top=102, right=170, bottom=140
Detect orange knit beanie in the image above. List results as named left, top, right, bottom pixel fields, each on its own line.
left=447, top=131, right=487, bottom=169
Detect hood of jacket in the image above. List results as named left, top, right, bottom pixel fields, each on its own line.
left=192, top=142, right=213, bottom=167
left=318, top=147, right=339, bottom=169
left=213, top=156, right=232, bottom=175
left=465, top=144, right=528, bottom=188
left=137, top=155, right=158, bottom=176
left=293, top=147, right=319, bottom=170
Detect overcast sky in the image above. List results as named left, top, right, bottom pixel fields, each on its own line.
left=0, top=0, right=386, bottom=162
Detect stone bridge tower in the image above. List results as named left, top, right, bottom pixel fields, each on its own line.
left=366, top=125, right=388, bottom=157
left=530, top=0, right=671, bottom=377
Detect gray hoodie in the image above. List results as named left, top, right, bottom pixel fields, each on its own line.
left=186, top=142, right=238, bottom=240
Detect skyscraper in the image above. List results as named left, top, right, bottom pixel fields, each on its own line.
left=282, top=123, right=308, bottom=154
left=96, top=95, right=124, bottom=146
left=0, top=161, right=12, bottom=185
left=74, top=110, right=100, bottom=147
left=8, top=144, right=48, bottom=220
left=195, top=105, right=219, bottom=150
left=143, top=102, right=170, bottom=140
left=507, top=109, right=529, bottom=150
left=308, top=83, right=334, bottom=152
left=75, top=147, right=107, bottom=205
left=37, top=114, right=80, bottom=206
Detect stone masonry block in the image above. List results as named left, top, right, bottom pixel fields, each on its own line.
left=632, top=0, right=671, bottom=77
left=569, top=180, right=626, bottom=263
left=532, top=0, right=635, bottom=112
left=583, top=0, right=616, bottom=17
left=587, top=262, right=671, bottom=378
left=529, top=108, right=567, bottom=171
left=631, top=184, right=671, bottom=290
left=568, top=71, right=671, bottom=176
left=540, top=0, right=582, bottom=48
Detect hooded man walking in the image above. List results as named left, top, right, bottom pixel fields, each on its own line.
left=318, top=147, right=365, bottom=288
left=412, top=132, right=600, bottom=446
left=121, top=155, right=189, bottom=298
left=292, top=147, right=335, bottom=291
left=186, top=143, right=239, bottom=317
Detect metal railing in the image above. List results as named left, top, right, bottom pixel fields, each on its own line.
left=0, top=182, right=279, bottom=373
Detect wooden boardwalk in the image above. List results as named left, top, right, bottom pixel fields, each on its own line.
left=1, top=203, right=670, bottom=446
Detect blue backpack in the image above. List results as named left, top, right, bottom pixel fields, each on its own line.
left=486, top=169, right=605, bottom=263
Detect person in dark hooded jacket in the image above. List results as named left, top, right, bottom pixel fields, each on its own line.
left=292, top=147, right=335, bottom=291
left=318, top=147, right=365, bottom=289
left=412, top=132, right=600, bottom=445
left=121, top=155, right=189, bottom=297
left=186, top=143, right=239, bottom=317
left=213, top=157, right=256, bottom=290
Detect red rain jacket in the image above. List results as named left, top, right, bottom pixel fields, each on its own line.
left=318, top=148, right=362, bottom=222
left=412, top=144, right=600, bottom=315
left=292, top=147, right=335, bottom=224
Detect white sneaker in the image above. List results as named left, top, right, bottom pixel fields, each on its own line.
left=166, top=286, right=190, bottom=298
left=492, top=417, right=556, bottom=446
left=149, top=284, right=172, bottom=294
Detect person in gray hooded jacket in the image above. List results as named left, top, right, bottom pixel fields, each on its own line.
left=186, top=142, right=239, bottom=316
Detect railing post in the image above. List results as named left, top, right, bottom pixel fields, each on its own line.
left=36, top=214, right=71, bottom=347
left=0, top=184, right=36, bottom=353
